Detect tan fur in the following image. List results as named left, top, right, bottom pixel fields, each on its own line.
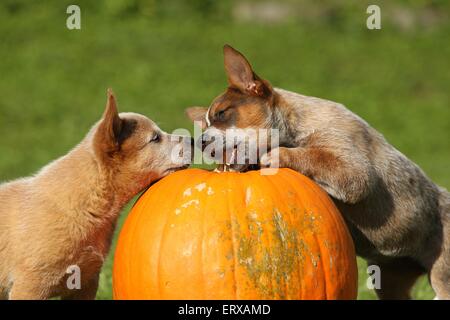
left=186, top=45, right=450, bottom=300
left=0, top=90, right=191, bottom=299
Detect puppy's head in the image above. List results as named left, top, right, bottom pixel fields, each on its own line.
left=93, top=89, right=192, bottom=197
left=186, top=45, right=276, bottom=170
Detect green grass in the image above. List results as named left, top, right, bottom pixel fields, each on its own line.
left=0, top=1, right=448, bottom=300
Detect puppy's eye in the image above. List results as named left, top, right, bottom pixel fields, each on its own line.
left=149, top=133, right=160, bottom=143
left=216, top=109, right=226, bottom=121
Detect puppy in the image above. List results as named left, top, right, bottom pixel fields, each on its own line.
left=0, top=89, right=192, bottom=299
left=186, top=45, right=450, bottom=299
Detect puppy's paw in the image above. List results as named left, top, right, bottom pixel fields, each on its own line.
left=260, top=148, right=282, bottom=168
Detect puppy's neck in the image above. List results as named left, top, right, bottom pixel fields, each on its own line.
left=78, top=148, right=123, bottom=219
left=270, top=89, right=303, bottom=147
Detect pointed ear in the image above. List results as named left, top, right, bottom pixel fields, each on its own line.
left=185, top=106, right=208, bottom=129
left=95, top=89, right=123, bottom=153
left=223, top=44, right=272, bottom=97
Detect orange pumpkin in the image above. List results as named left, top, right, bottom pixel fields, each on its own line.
left=113, top=168, right=357, bottom=300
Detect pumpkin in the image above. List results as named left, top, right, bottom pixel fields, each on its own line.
left=113, top=168, right=357, bottom=299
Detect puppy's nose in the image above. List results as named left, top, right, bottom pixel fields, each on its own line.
left=178, top=136, right=194, bottom=164
left=189, top=137, right=195, bottom=161
left=197, top=133, right=209, bottom=151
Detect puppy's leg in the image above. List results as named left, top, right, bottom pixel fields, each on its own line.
left=368, top=258, right=425, bottom=300
left=429, top=251, right=450, bottom=300
left=61, top=274, right=99, bottom=300
left=430, top=191, right=450, bottom=299
left=260, top=146, right=374, bottom=204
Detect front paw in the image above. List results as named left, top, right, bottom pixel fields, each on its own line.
left=260, top=147, right=287, bottom=168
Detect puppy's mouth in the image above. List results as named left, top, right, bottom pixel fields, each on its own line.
left=163, top=164, right=189, bottom=175
left=207, top=142, right=239, bottom=161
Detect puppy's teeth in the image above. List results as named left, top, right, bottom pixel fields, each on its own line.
left=229, top=149, right=236, bottom=164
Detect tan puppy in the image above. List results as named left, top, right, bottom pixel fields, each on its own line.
left=186, top=45, right=450, bottom=299
left=0, top=89, right=192, bottom=299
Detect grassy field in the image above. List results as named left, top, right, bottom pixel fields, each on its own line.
left=0, top=1, right=448, bottom=299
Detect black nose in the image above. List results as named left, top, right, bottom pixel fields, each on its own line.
left=197, top=133, right=208, bottom=151
left=188, top=137, right=195, bottom=162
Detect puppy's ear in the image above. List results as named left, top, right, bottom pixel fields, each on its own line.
left=223, top=44, right=272, bottom=98
left=185, top=106, right=208, bottom=129
left=95, top=89, right=123, bottom=154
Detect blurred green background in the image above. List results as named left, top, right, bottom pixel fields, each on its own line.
left=0, top=0, right=448, bottom=300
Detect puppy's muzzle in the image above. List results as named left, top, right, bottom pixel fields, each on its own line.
left=174, top=136, right=195, bottom=164
left=198, top=132, right=223, bottom=158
